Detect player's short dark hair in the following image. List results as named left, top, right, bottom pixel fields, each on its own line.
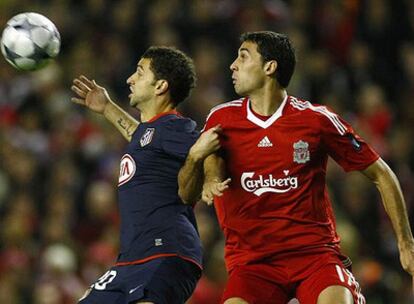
left=241, top=31, right=296, bottom=88
left=142, top=46, right=196, bottom=105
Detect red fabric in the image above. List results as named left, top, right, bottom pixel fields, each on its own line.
left=221, top=250, right=365, bottom=304
left=297, top=262, right=365, bottom=304
left=147, top=110, right=180, bottom=123
left=203, top=96, right=379, bottom=272
left=115, top=253, right=202, bottom=270
left=222, top=264, right=289, bottom=304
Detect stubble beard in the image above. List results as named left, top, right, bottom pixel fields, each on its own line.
left=234, top=84, right=247, bottom=97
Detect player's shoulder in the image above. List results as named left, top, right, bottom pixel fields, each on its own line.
left=288, top=95, right=347, bottom=134
left=288, top=96, right=329, bottom=114
left=205, top=98, right=245, bottom=121
left=162, top=114, right=197, bottom=133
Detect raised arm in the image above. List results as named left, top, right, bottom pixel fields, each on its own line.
left=361, top=158, right=414, bottom=276
left=71, top=75, right=138, bottom=142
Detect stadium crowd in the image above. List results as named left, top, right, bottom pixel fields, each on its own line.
left=0, top=0, right=414, bottom=303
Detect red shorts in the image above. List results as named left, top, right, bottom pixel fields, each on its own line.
left=221, top=249, right=365, bottom=304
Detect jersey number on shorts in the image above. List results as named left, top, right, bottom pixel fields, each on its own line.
left=94, top=270, right=117, bottom=290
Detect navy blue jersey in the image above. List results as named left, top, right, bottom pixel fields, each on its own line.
left=116, top=111, right=202, bottom=268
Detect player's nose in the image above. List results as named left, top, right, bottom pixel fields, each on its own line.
left=230, top=60, right=237, bottom=71
left=126, top=75, right=133, bottom=85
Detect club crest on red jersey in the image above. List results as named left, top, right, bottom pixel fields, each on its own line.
left=293, top=140, right=310, bottom=164
left=118, top=154, right=136, bottom=186
left=140, top=128, right=155, bottom=147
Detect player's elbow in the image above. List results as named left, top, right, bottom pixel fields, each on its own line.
left=363, top=158, right=401, bottom=193
left=378, top=159, right=398, bottom=184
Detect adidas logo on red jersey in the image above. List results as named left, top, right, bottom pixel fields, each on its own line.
left=258, top=136, right=273, bottom=147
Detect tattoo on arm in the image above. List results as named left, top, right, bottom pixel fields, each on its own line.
left=103, top=101, right=138, bottom=142
left=117, top=118, right=136, bottom=138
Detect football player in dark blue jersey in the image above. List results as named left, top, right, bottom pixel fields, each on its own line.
left=71, top=47, right=210, bottom=304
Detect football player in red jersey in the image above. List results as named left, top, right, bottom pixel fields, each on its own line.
left=178, top=31, right=414, bottom=304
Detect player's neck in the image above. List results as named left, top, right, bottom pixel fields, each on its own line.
left=249, top=87, right=287, bottom=116
left=140, top=99, right=175, bottom=122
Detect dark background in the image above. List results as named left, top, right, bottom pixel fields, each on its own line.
left=0, top=1, right=413, bottom=303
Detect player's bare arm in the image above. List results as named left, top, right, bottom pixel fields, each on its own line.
left=178, top=125, right=223, bottom=204
left=71, top=75, right=139, bottom=142
left=361, top=158, right=414, bottom=276
left=202, top=153, right=230, bottom=205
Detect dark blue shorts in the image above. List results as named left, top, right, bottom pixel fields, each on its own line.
left=78, top=257, right=201, bottom=304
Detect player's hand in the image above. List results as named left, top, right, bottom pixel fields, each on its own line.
left=71, top=75, right=111, bottom=114
left=398, top=241, right=414, bottom=293
left=189, top=125, right=222, bottom=161
left=201, top=178, right=231, bottom=205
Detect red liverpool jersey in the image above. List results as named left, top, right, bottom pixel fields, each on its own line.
left=203, top=95, right=379, bottom=271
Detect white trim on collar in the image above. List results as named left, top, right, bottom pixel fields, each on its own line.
left=246, top=94, right=288, bottom=129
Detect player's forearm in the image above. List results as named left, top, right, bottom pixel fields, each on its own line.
left=204, top=153, right=226, bottom=183
left=376, top=170, right=413, bottom=246
left=178, top=152, right=204, bottom=205
left=364, top=159, right=414, bottom=247
left=103, top=101, right=139, bottom=142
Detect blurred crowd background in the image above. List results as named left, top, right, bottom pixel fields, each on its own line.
left=0, top=0, right=414, bottom=303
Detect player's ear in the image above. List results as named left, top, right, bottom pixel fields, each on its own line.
left=264, top=60, right=277, bottom=76
left=155, top=79, right=169, bottom=95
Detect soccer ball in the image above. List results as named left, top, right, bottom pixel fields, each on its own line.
left=1, top=12, right=60, bottom=71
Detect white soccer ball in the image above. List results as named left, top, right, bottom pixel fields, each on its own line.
left=1, top=12, right=61, bottom=71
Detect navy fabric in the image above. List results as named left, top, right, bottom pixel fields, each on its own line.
left=78, top=257, right=201, bottom=304
left=117, top=114, right=202, bottom=267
